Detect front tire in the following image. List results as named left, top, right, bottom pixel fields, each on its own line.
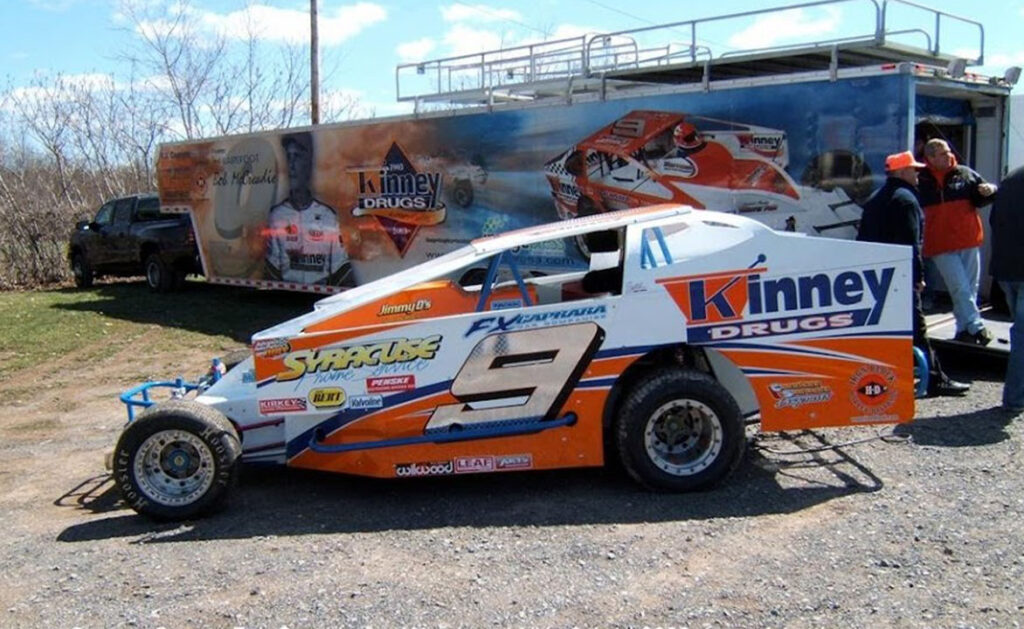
left=113, top=400, right=240, bottom=521
left=71, top=253, right=93, bottom=288
left=616, top=369, right=745, bottom=492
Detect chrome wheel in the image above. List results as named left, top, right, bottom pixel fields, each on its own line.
left=133, top=429, right=215, bottom=507
left=643, top=398, right=723, bottom=477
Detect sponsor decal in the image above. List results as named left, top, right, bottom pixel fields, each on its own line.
left=454, top=456, right=495, bottom=474
left=241, top=369, right=256, bottom=384
left=349, top=394, right=384, bottom=410
left=395, top=461, right=453, bottom=477
left=258, top=397, right=307, bottom=414
left=366, top=375, right=416, bottom=393
left=378, top=298, right=431, bottom=317
left=849, top=365, right=897, bottom=414
left=276, top=336, right=442, bottom=382
left=768, top=381, right=833, bottom=409
left=253, top=338, right=291, bottom=358
left=308, top=387, right=346, bottom=409
left=663, top=156, right=698, bottom=177
left=349, top=142, right=446, bottom=255
left=657, top=256, right=895, bottom=341
left=465, top=305, right=607, bottom=337
left=489, top=298, right=523, bottom=311
left=495, top=454, right=533, bottom=470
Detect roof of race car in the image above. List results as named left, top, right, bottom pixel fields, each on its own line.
left=470, top=203, right=690, bottom=254
left=251, top=204, right=694, bottom=340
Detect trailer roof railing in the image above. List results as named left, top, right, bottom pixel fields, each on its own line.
left=395, top=0, right=986, bottom=107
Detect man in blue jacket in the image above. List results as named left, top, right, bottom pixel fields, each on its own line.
left=858, top=151, right=969, bottom=397
left=990, top=165, right=1024, bottom=413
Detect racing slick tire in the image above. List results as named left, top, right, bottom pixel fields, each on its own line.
left=145, top=253, right=175, bottom=293
left=616, top=368, right=745, bottom=492
left=113, top=400, right=241, bottom=521
left=71, top=252, right=94, bottom=288
left=453, top=179, right=474, bottom=208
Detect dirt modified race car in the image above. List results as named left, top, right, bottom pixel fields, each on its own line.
left=544, top=110, right=865, bottom=248
left=114, top=204, right=915, bottom=520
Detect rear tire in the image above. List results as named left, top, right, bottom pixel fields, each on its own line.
left=113, top=400, right=240, bottom=521
left=145, top=253, right=174, bottom=292
left=71, top=253, right=93, bottom=288
left=616, top=369, right=745, bottom=492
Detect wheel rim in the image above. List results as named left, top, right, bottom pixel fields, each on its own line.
left=146, top=260, right=160, bottom=287
left=644, top=398, right=723, bottom=476
left=72, top=258, right=83, bottom=281
left=133, top=429, right=215, bottom=507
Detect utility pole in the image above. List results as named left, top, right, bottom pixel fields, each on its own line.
left=310, top=0, right=320, bottom=125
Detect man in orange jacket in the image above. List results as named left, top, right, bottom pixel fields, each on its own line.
left=918, top=139, right=998, bottom=345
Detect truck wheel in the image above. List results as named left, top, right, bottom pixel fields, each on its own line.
left=145, top=253, right=174, bottom=292
left=616, top=369, right=745, bottom=492
left=453, top=179, right=474, bottom=207
left=113, top=400, right=240, bottom=521
left=71, top=253, right=93, bottom=288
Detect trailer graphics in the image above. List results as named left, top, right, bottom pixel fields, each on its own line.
left=158, top=75, right=916, bottom=292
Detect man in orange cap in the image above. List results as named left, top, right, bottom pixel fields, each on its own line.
left=918, top=139, right=997, bottom=345
left=858, top=150, right=969, bottom=396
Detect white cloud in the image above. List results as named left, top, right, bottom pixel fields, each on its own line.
left=134, top=2, right=387, bottom=47
left=442, top=24, right=506, bottom=57
left=727, top=7, right=841, bottom=49
left=441, top=3, right=522, bottom=24
left=397, top=38, right=436, bottom=63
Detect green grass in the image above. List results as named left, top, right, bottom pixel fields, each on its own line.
left=0, top=280, right=317, bottom=381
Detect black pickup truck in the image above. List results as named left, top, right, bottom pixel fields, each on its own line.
left=69, top=193, right=202, bottom=291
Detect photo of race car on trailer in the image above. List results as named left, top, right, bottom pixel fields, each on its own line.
left=114, top=204, right=914, bottom=521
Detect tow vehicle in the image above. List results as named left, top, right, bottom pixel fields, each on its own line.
left=113, top=205, right=914, bottom=520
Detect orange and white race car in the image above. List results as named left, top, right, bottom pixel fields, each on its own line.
left=544, top=110, right=863, bottom=248
left=115, top=205, right=914, bottom=520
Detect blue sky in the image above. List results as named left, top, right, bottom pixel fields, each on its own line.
left=3, top=0, right=1023, bottom=120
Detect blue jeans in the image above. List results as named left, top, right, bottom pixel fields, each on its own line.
left=1000, top=281, right=1024, bottom=409
left=931, top=248, right=983, bottom=334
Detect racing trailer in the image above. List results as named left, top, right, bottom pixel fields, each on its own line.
left=157, top=0, right=1017, bottom=297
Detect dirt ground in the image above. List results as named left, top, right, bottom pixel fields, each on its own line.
left=1, top=310, right=1022, bottom=627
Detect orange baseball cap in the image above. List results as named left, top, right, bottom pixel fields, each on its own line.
left=885, top=151, right=926, bottom=171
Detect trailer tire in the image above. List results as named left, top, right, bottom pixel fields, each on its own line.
left=113, top=400, right=240, bottom=521
left=145, top=253, right=175, bottom=292
left=616, top=368, right=745, bottom=492
left=71, top=252, right=94, bottom=288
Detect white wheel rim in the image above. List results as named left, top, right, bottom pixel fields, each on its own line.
left=133, top=429, right=215, bottom=507
left=643, top=398, right=723, bottom=476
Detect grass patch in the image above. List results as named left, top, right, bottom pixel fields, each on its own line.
left=0, top=281, right=315, bottom=381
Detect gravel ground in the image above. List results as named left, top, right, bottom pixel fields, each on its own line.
left=1, top=348, right=1022, bottom=628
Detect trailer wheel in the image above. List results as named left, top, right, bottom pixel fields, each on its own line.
left=145, top=253, right=175, bottom=292
left=113, top=400, right=240, bottom=521
left=71, top=253, right=93, bottom=288
left=453, top=179, right=474, bottom=207
left=616, top=369, right=745, bottom=492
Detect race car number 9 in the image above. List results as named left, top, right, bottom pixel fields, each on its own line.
left=427, top=323, right=604, bottom=431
